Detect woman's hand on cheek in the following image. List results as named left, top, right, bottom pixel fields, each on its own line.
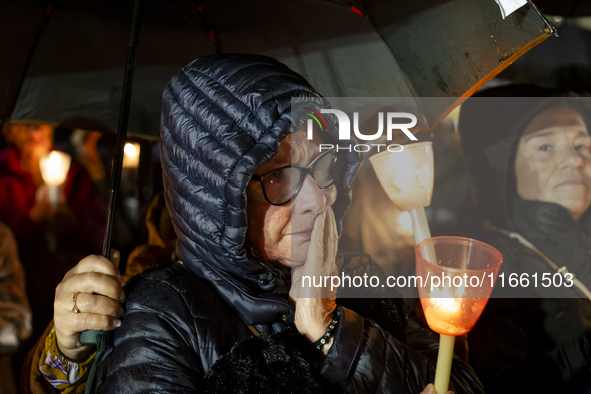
left=290, top=207, right=338, bottom=354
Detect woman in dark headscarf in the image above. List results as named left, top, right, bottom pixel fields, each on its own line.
left=460, top=85, right=591, bottom=393
left=39, top=54, right=483, bottom=393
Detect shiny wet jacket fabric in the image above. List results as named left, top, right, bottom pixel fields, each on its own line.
left=92, top=54, right=483, bottom=393
left=460, top=85, right=591, bottom=393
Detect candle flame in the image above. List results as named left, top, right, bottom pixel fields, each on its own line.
left=430, top=283, right=465, bottom=313
left=124, top=143, right=137, bottom=157
left=123, top=142, right=140, bottom=167
left=431, top=287, right=460, bottom=313
left=433, top=295, right=461, bottom=313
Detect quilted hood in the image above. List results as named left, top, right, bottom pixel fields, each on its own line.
left=160, top=54, right=361, bottom=298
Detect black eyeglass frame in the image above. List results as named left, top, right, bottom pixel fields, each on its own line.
left=251, top=148, right=337, bottom=206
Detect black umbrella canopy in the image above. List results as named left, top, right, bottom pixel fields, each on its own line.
left=534, top=0, right=591, bottom=17
left=496, top=21, right=591, bottom=88
left=3, top=0, right=554, bottom=136
left=4, top=0, right=213, bottom=136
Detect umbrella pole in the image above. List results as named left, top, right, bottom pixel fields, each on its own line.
left=102, top=0, right=143, bottom=258
left=80, top=0, right=143, bottom=348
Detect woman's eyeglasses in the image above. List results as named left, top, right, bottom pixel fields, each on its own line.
left=251, top=148, right=337, bottom=206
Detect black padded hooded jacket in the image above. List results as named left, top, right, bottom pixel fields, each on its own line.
left=92, top=54, right=483, bottom=393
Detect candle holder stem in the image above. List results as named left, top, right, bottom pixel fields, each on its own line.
left=410, top=207, right=431, bottom=244
left=434, top=334, right=455, bottom=394
left=49, top=185, right=59, bottom=207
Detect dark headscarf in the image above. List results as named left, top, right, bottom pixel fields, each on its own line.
left=459, top=84, right=589, bottom=229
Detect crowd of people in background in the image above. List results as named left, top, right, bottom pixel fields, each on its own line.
left=0, top=118, right=145, bottom=391
left=1, top=55, right=591, bottom=393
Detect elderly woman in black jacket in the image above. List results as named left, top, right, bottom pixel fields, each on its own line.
left=460, top=85, right=591, bottom=393
left=47, top=54, right=482, bottom=393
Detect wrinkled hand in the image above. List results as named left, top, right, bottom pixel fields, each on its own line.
left=54, top=251, right=125, bottom=362
left=290, top=207, right=338, bottom=355
left=421, top=384, right=453, bottom=394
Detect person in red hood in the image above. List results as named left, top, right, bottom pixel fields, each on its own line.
left=0, top=120, right=106, bottom=381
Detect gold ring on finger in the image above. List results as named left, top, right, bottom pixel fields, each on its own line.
left=72, top=292, right=81, bottom=314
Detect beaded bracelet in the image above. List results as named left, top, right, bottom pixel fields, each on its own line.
left=313, top=314, right=339, bottom=351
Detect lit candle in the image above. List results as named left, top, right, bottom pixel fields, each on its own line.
left=370, top=142, right=434, bottom=244
left=434, top=334, right=455, bottom=394
left=39, top=151, right=71, bottom=206
left=423, top=285, right=467, bottom=336
left=424, top=285, right=464, bottom=394
left=123, top=142, right=140, bottom=167
left=432, top=293, right=461, bottom=314
left=416, top=237, right=503, bottom=394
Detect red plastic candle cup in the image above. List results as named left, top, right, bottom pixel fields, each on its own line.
left=415, top=236, right=503, bottom=336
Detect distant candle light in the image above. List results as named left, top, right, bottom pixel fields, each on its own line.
left=124, top=142, right=137, bottom=157
left=123, top=142, right=140, bottom=167
left=39, top=151, right=71, bottom=186
left=39, top=150, right=71, bottom=206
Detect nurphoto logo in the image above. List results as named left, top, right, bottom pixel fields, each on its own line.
left=304, top=108, right=418, bottom=153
